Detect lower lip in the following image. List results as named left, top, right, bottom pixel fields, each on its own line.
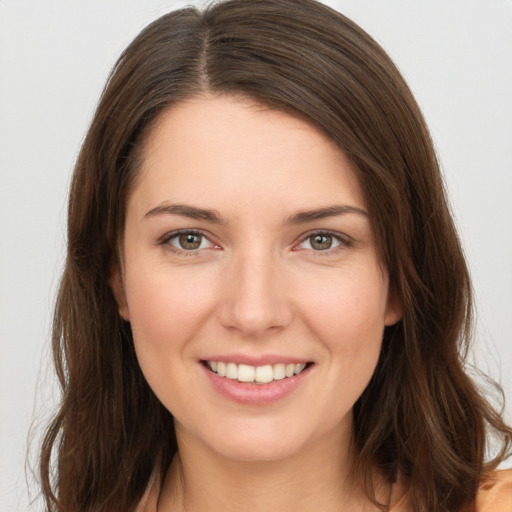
left=202, top=364, right=311, bottom=405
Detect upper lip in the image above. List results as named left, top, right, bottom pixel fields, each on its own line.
left=201, top=354, right=312, bottom=366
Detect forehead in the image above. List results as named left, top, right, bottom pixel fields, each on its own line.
left=129, top=94, right=366, bottom=217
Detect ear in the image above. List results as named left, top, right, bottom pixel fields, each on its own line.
left=109, top=262, right=130, bottom=321
left=384, top=284, right=403, bottom=327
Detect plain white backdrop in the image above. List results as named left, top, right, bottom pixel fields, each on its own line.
left=1, top=1, right=511, bottom=510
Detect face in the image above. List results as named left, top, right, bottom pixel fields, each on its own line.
left=113, top=95, right=401, bottom=462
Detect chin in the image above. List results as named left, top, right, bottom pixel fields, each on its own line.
left=212, top=437, right=304, bottom=463
left=187, top=415, right=327, bottom=463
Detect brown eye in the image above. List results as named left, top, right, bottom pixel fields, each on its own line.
left=178, top=233, right=203, bottom=250
left=310, top=234, right=334, bottom=250
left=295, top=232, right=347, bottom=253
left=161, top=230, right=219, bottom=255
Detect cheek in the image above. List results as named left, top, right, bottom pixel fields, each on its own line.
left=123, top=265, right=220, bottom=414
left=123, top=265, right=218, bottom=370
left=126, top=263, right=211, bottom=327
left=298, top=265, right=388, bottom=361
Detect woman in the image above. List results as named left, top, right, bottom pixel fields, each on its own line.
left=39, top=0, right=512, bottom=511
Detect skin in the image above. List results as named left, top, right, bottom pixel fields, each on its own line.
left=112, top=95, right=402, bottom=511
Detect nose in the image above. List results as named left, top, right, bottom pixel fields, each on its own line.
left=219, top=249, right=293, bottom=339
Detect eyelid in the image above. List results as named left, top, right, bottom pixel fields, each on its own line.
left=293, top=229, right=353, bottom=253
left=157, top=228, right=352, bottom=256
left=158, top=229, right=221, bottom=255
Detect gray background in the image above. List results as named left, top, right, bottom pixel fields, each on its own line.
left=1, top=1, right=511, bottom=510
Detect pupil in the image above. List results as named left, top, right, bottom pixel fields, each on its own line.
left=312, top=234, right=332, bottom=250
left=179, top=233, right=201, bottom=250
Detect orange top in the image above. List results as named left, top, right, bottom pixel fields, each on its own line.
left=137, top=469, right=512, bottom=512
left=390, top=470, right=512, bottom=512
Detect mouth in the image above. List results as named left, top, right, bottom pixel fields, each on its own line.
left=203, top=360, right=313, bottom=384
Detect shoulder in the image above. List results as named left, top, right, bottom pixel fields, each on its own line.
left=476, top=469, right=512, bottom=512
left=390, top=470, right=512, bottom=512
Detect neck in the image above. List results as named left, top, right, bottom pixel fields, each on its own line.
left=157, top=423, right=382, bottom=512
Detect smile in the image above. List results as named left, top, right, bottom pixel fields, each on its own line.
left=206, top=361, right=308, bottom=384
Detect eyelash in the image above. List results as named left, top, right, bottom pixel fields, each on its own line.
left=294, top=230, right=353, bottom=255
left=158, top=229, right=219, bottom=257
left=158, top=229, right=352, bottom=256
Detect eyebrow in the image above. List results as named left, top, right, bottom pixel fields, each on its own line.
left=143, top=203, right=227, bottom=224
left=143, top=203, right=367, bottom=225
left=283, top=205, right=368, bottom=225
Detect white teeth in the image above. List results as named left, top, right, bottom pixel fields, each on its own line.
left=207, top=360, right=309, bottom=383
left=295, top=363, right=306, bottom=374
left=226, top=362, right=238, bottom=380
left=273, top=363, right=286, bottom=380
left=237, top=364, right=255, bottom=382
left=255, top=365, right=273, bottom=383
left=217, top=362, right=226, bottom=377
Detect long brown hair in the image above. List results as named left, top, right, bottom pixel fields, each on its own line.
left=40, top=1, right=511, bottom=510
